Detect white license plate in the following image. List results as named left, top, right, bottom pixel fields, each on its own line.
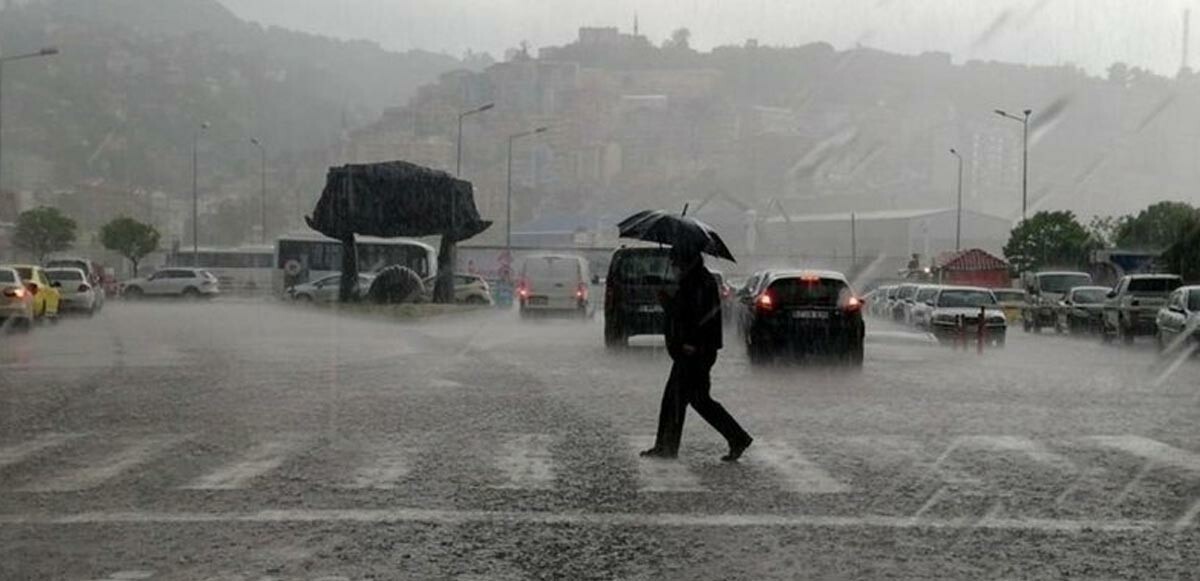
left=791, top=310, right=828, bottom=319
left=638, top=305, right=663, bottom=313
left=529, top=297, right=548, bottom=305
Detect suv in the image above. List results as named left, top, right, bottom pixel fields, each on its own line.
left=604, top=247, right=675, bottom=347
left=740, top=270, right=864, bottom=366
left=1022, top=271, right=1092, bottom=332
left=1101, top=274, right=1183, bottom=344
left=122, top=268, right=220, bottom=298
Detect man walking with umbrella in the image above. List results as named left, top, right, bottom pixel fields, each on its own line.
left=639, top=241, right=753, bottom=461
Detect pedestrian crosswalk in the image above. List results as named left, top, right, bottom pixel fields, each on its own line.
left=1, top=431, right=1199, bottom=503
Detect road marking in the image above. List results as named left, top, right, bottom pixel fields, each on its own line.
left=0, top=433, right=81, bottom=471
left=947, top=436, right=1076, bottom=472
left=491, top=433, right=556, bottom=490
left=22, top=436, right=181, bottom=492
left=88, top=571, right=156, bottom=580
left=1086, top=436, right=1200, bottom=474
left=627, top=436, right=705, bottom=492
left=182, top=439, right=299, bottom=490
left=748, top=440, right=848, bottom=494
left=0, top=507, right=1168, bottom=533
left=342, top=441, right=414, bottom=490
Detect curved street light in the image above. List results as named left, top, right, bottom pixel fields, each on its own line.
left=0, top=46, right=60, bottom=192
left=993, top=108, right=1032, bottom=221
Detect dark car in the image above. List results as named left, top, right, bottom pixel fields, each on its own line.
left=1056, top=286, right=1110, bottom=334
left=739, top=270, right=865, bottom=366
left=603, top=247, right=676, bottom=348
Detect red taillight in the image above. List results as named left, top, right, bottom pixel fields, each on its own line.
left=576, top=282, right=588, bottom=300
left=844, top=296, right=863, bottom=313
left=756, top=292, right=775, bottom=311
left=4, top=287, right=26, bottom=299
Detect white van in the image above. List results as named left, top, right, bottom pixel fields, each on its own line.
left=518, top=254, right=592, bottom=317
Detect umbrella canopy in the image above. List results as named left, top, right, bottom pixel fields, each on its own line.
left=617, top=210, right=736, bottom=262
left=305, top=160, right=491, bottom=242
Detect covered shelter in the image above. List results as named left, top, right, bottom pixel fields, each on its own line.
left=305, top=160, right=491, bottom=302
left=931, top=248, right=1011, bottom=288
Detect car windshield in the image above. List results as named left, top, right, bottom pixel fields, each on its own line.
left=1128, top=278, right=1181, bottom=294
left=1072, top=289, right=1108, bottom=304
left=1190, top=290, right=1200, bottom=311
left=768, top=277, right=848, bottom=307
left=14, top=267, right=33, bottom=280
left=612, top=252, right=674, bottom=284
left=0, top=271, right=15, bottom=283
left=47, top=270, right=83, bottom=282
left=1039, top=274, right=1092, bottom=294
left=8, top=3, right=1200, bottom=579
left=938, top=290, right=997, bottom=308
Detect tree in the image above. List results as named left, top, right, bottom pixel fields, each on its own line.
left=1113, top=201, right=1200, bottom=250
left=1086, top=215, right=1121, bottom=247
left=1003, top=210, right=1096, bottom=273
left=100, top=216, right=160, bottom=276
left=14, top=206, right=76, bottom=262
left=664, top=28, right=692, bottom=50
left=1162, top=221, right=1200, bottom=282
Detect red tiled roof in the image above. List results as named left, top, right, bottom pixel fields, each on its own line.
left=933, top=248, right=1009, bottom=272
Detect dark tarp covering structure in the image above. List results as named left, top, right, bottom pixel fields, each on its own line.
left=304, top=161, right=492, bottom=302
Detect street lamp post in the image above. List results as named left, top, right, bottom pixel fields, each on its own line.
left=250, top=138, right=266, bottom=244
left=455, top=102, right=493, bottom=177
left=949, top=148, right=963, bottom=251
left=507, top=127, right=548, bottom=253
left=993, top=108, right=1032, bottom=221
left=0, top=47, right=59, bottom=192
left=192, top=122, right=210, bottom=267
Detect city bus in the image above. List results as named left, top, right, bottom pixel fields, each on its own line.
left=167, top=245, right=275, bottom=293
left=272, top=233, right=437, bottom=295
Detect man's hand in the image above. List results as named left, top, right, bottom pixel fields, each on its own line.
left=681, top=344, right=697, bottom=356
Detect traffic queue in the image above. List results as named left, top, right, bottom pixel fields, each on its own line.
left=0, top=257, right=108, bottom=333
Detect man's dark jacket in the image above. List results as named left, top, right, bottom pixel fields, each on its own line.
left=665, top=264, right=723, bottom=360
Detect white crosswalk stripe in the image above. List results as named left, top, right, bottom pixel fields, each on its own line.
left=1086, top=435, right=1200, bottom=474
left=943, top=436, right=1076, bottom=472
left=491, top=433, right=556, bottom=490
left=626, top=436, right=705, bottom=492
left=342, top=440, right=415, bottom=490
left=182, top=439, right=301, bottom=490
left=748, top=440, right=848, bottom=494
left=22, top=435, right=182, bottom=492
left=0, top=433, right=81, bottom=472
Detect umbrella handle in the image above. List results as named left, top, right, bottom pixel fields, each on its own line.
left=681, top=203, right=689, bottom=217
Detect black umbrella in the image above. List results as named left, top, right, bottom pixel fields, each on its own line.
left=617, top=209, right=736, bottom=262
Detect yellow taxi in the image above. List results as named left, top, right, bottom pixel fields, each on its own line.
left=4, top=264, right=61, bottom=321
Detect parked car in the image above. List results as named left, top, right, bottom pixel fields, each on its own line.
left=604, top=247, right=675, bottom=347
left=122, top=268, right=220, bottom=298
left=868, top=285, right=895, bottom=318
left=710, top=270, right=736, bottom=322
left=1022, top=271, right=1092, bottom=332
left=45, top=257, right=105, bottom=311
left=927, top=286, right=1007, bottom=346
left=909, top=285, right=942, bottom=329
left=0, top=267, right=34, bottom=331
left=518, top=254, right=592, bottom=318
left=1101, top=274, right=1183, bottom=344
left=891, top=283, right=919, bottom=322
left=1056, top=286, right=1110, bottom=334
left=992, top=288, right=1027, bottom=324
left=420, top=273, right=493, bottom=305
left=289, top=273, right=376, bottom=302
left=902, top=284, right=939, bottom=325
left=4, top=264, right=61, bottom=321
left=1155, top=285, right=1200, bottom=350
left=45, top=267, right=97, bottom=315
left=740, top=270, right=864, bottom=366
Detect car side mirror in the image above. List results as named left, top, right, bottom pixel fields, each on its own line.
left=924, top=300, right=934, bottom=306
left=1106, top=291, right=1117, bottom=299
left=592, top=274, right=600, bottom=285
left=51, top=281, right=62, bottom=288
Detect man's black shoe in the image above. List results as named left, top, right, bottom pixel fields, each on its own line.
left=640, top=447, right=678, bottom=459
left=721, top=437, right=753, bottom=462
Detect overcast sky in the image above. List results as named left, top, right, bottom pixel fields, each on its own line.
left=218, top=0, right=1197, bottom=76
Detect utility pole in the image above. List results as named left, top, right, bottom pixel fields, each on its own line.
left=949, top=148, right=963, bottom=251
left=192, top=122, right=210, bottom=267
left=994, top=108, right=1032, bottom=221
left=251, top=138, right=267, bottom=244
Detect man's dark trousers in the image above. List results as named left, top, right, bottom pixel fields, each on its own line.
left=654, top=351, right=751, bottom=455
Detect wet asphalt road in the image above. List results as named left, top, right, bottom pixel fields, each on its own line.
left=1, top=300, right=1199, bottom=580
